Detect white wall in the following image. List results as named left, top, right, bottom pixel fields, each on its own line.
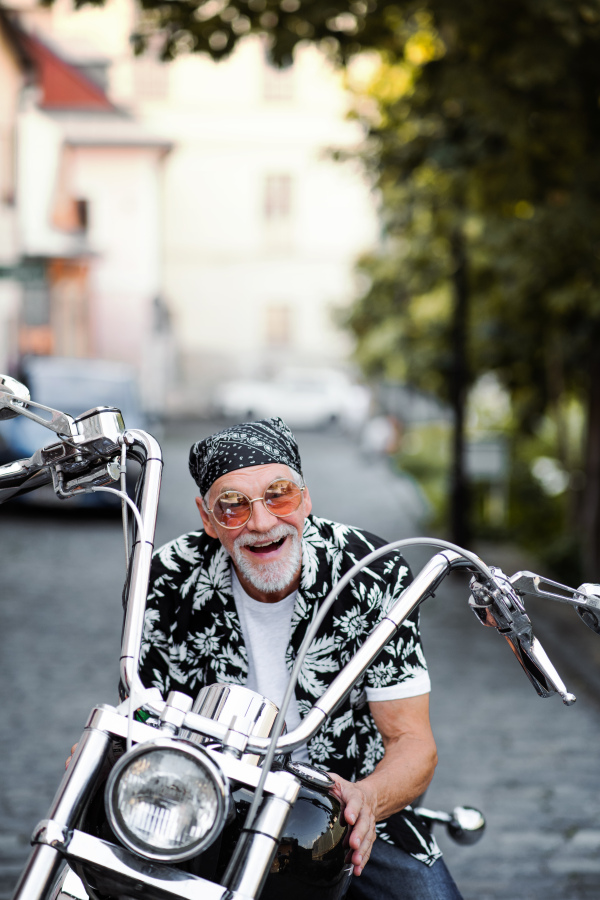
left=135, top=38, right=377, bottom=410
left=66, top=144, right=164, bottom=397
left=17, top=104, right=81, bottom=258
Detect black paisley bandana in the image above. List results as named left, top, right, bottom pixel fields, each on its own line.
left=189, top=417, right=303, bottom=497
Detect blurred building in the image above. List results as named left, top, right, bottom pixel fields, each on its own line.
left=125, top=38, right=378, bottom=414
left=2, top=0, right=377, bottom=415
left=0, top=4, right=171, bottom=414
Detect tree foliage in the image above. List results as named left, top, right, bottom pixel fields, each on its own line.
left=347, top=2, right=600, bottom=414
left=338, top=2, right=600, bottom=570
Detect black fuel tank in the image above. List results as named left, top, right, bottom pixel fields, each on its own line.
left=225, top=763, right=353, bottom=900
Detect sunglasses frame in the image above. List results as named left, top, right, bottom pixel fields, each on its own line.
left=204, top=478, right=305, bottom=529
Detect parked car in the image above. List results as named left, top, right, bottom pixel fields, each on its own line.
left=214, top=368, right=371, bottom=431
left=0, top=356, right=144, bottom=508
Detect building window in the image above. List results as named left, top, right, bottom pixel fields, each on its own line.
left=264, top=174, right=293, bottom=221
left=265, top=304, right=292, bottom=346
left=53, top=196, right=89, bottom=233
left=75, top=199, right=89, bottom=231
left=263, top=61, right=294, bottom=101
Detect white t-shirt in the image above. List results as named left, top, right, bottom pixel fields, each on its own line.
left=231, top=568, right=310, bottom=763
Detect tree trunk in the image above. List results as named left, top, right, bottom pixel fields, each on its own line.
left=582, top=353, right=600, bottom=581
left=449, top=226, right=470, bottom=547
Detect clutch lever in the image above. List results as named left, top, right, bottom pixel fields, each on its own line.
left=469, top=567, right=576, bottom=705
left=510, top=571, right=600, bottom=635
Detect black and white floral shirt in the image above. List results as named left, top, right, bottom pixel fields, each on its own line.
left=140, top=514, right=441, bottom=866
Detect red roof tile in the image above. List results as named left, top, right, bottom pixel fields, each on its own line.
left=22, top=33, right=113, bottom=111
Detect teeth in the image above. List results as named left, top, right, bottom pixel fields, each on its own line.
left=249, top=538, right=283, bottom=551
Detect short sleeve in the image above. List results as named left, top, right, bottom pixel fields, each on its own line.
left=138, top=533, right=203, bottom=696
left=361, top=552, right=430, bottom=697
left=365, top=669, right=431, bottom=702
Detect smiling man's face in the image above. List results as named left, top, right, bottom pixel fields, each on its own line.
left=196, top=463, right=312, bottom=603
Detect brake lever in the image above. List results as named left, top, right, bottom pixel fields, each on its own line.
left=504, top=632, right=576, bottom=705
left=469, top=567, right=576, bottom=705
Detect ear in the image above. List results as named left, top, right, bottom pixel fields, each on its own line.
left=302, top=484, right=313, bottom=517
left=196, top=496, right=218, bottom=539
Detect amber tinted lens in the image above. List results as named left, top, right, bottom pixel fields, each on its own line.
left=213, top=491, right=252, bottom=528
left=263, top=480, right=303, bottom=517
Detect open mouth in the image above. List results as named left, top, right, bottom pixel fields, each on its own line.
left=246, top=536, right=287, bottom=554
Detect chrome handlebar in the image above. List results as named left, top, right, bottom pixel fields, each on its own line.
left=469, top=566, right=600, bottom=705
left=0, top=375, right=166, bottom=716
left=1, top=373, right=599, bottom=753
left=0, top=380, right=129, bottom=503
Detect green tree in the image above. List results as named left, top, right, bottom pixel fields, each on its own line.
left=345, top=150, right=474, bottom=545
left=342, top=4, right=600, bottom=572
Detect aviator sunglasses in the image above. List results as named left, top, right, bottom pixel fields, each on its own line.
left=204, top=478, right=305, bottom=529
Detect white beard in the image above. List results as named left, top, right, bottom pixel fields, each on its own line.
left=232, top=523, right=301, bottom=594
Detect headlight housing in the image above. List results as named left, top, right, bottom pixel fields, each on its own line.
left=105, top=738, right=228, bottom=862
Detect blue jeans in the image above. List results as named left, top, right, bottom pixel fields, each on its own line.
left=348, top=838, right=463, bottom=900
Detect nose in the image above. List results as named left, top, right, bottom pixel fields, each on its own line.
left=246, top=496, right=278, bottom=531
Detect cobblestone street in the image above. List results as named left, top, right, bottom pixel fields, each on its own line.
left=1, top=422, right=600, bottom=899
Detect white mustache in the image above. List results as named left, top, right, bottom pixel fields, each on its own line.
left=234, top=523, right=297, bottom=550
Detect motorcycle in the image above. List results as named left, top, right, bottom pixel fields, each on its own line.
left=2, top=372, right=599, bottom=900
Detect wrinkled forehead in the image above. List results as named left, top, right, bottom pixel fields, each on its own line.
left=207, top=463, right=296, bottom=500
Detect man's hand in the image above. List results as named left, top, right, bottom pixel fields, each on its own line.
left=65, top=743, right=78, bottom=770
left=328, top=695, right=438, bottom=877
left=328, top=775, right=377, bottom=876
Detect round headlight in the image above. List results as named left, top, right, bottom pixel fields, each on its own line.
left=105, top=739, right=228, bottom=861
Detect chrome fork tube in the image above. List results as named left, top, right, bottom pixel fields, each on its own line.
left=221, top=773, right=300, bottom=898
left=118, top=430, right=163, bottom=706
left=12, top=430, right=163, bottom=900
left=12, top=726, right=111, bottom=900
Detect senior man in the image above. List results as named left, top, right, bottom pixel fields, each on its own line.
left=139, top=418, right=462, bottom=899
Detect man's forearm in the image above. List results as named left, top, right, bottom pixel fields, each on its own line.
left=328, top=735, right=437, bottom=876
left=358, top=732, right=438, bottom=821
left=328, top=693, right=437, bottom=875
